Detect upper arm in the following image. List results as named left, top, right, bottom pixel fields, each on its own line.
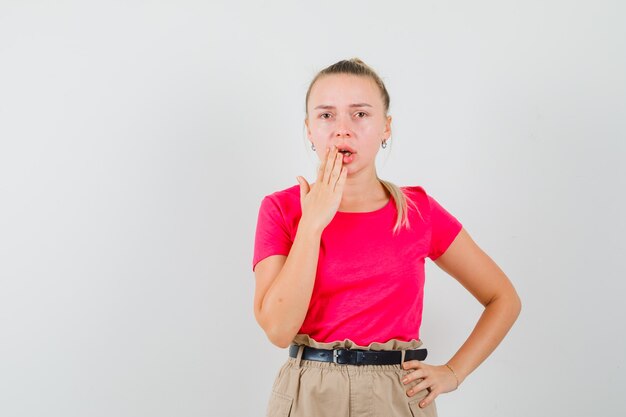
left=251, top=194, right=292, bottom=324
left=253, top=254, right=287, bottom=325
left=433, top=227, right=520, bottom=307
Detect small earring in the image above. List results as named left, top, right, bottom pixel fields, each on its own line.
left=381, top=139, right=388, bottom=149
left=311, top=143, right=316, bottom=151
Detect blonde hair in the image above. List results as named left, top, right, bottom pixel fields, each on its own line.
left=305, top=57, right=421, bottom=235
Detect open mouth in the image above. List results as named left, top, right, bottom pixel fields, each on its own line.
left=337, top=146, right=355, bottom=156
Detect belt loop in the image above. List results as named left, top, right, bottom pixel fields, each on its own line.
left=294, top=345, right=305, bottom=369
left=400, top=349, right=406, bottom=367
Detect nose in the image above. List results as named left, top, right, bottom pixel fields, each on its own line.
left=334, top=115, right=352, bottom=138
left=335, top=129, right=351, bottom=138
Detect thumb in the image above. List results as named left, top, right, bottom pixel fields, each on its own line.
left=296, top=176, right=310, bottom=198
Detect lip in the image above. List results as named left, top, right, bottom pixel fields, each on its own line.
left=335, top=144, right=357, bottom=154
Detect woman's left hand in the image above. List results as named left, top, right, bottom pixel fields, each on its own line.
left=401, top=360, right=459, bottom=408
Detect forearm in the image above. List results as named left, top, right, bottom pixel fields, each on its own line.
left=259, top=223, right=322, bottom=348
left=446, top=291, right=522, bottom=384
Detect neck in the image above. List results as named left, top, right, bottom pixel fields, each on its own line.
left=340, top=169, right=388, bottom=204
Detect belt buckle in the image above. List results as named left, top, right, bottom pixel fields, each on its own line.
left=333, top=349, right=365, bottom=365
left=333, top=348, right=353, bottom=364
left=332, top=349, right=342, bottom=364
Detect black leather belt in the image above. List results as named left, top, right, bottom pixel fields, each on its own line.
left=288, top=344, right=427, bottom=366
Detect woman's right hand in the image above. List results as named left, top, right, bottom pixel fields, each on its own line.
left=296, top=145, right=348, bottom=233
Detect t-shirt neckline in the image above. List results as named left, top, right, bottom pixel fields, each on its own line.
left=335, top=197, right=393, bottom=215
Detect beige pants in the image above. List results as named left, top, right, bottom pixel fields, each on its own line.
left=266, top=334, right=437, bottom=417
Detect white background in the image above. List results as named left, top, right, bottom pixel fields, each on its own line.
left=1, top=1, right=624, bottom=416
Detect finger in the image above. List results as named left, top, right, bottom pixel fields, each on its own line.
left=329, top=150, right=344, bottom=183
left=417, top=390, right=438, bottom=409
left=407, top=379, right=431, bottom=398
left=402, top=368, right=426, bottom=385
left=323, top=146, right=340, bottom=184
left=334, top=166, right=348, bottom=192
left=402, top=360, right=421, bottom=370
left=316, top=147, right=330, bottom=183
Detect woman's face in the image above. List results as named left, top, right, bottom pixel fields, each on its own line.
left=305, top=74, right=391, bottom=176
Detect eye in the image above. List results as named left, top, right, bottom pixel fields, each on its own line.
left=320, top=113, right=332, bottom=119
left=355, top=111, right=367, bottom=118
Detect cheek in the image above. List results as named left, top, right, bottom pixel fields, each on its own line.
left=310, top=124, right=332, bottom=137
left=359, top=122, right=383, bottom=136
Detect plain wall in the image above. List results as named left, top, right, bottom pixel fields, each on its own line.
left=1, top=1, right=624, bottom=416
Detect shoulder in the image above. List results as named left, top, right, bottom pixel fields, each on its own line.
left=263, top=183, right=300, bottom=204
left=398, top=185, right=449, bottom=223
left=399, top=185, right=431, bottom=207
left=260, top=184, right=301, bottom=216
left=400, top=185, right=441, bottom=208
left=400, top=185, right=427, bottom=198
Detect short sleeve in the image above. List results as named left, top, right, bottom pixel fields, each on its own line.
left=427, top=194, right=463, bottom=260
left=252, top=196, right=293, bottom=271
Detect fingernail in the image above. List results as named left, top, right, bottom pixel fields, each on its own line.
left=420, top=402, right=425, bottom=407
left=402, top=378, right=408, bottom=383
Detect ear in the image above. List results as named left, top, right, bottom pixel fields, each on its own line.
left=304, top=117, right=312, bottom=140
left=383, top=114, right=392, bottom=138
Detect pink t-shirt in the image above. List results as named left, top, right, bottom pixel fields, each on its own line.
left=252, top=184, right=462, bottom=345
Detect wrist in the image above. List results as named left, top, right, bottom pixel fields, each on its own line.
left=444, top=363, right=461, bottom=390
left=298, top=217, right=325, bottom=237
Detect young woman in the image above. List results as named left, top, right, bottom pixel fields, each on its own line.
left=252, top=58, right=521, bottom=417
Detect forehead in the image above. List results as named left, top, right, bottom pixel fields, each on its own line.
left=308, top=74, right=382, bottom=107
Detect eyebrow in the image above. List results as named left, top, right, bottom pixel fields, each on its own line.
left=314, top=103, right=373, bottom=110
